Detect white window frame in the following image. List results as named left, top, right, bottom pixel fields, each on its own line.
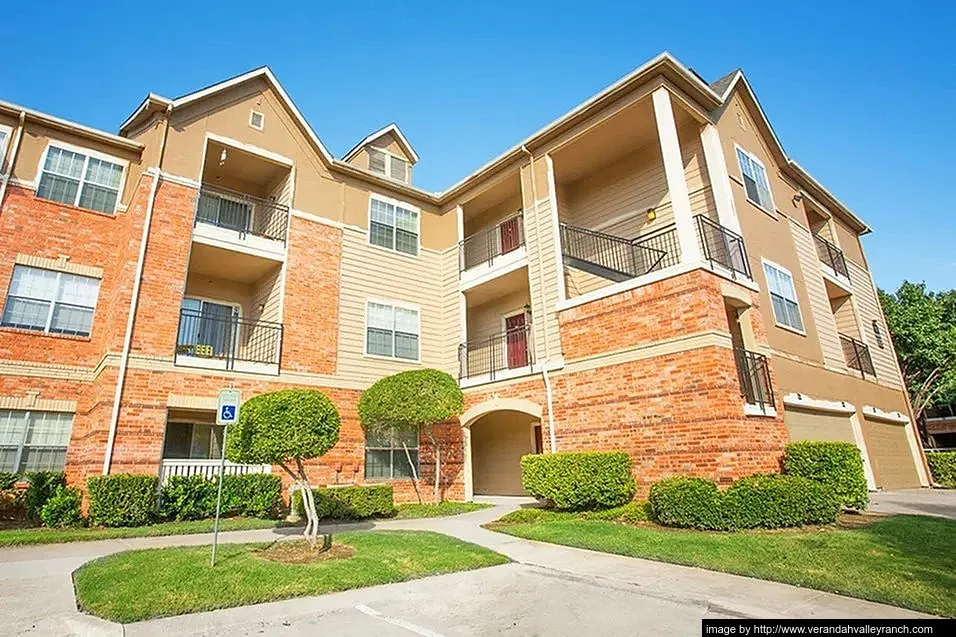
left=0, top=124, right=12, bottom=170
left=761, top=258, right=805, bottom=335
left=363, top=298, right=421, bottom=363
left=0, top=265, right=102, bottom=337
left=0, top=409, right=74, bottom=473
left=249, top=110, right=265, bottom=131
left=34, top=141, right=128, bottom=215
left=367, top=194, right=421, bottom=257
left=363, top=428, right=420, bottom=480
left=734, top=143, right=775, bottom=214
left=367, top=147, right=410, bottom=184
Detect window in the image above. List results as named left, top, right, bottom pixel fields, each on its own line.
left=249, top=110, right=264, bottom=130
left=369, top=197, right=419, bottom=256
left=0, top=410, right=74, bottom=473
left=196, top=191, right=252, bottom=233
left=762, top=261, right=804, bottom=332
left=367, top=147, right=410, bottom=184
left=735, top=146, right=774, bottom=212
left=873, top=320, right=885, bottom=349
left=366, top=301, right=419, bottom=361
left=1, top=265, right=101, bottom=337
left=161, top=422, right=224, bottom=460
left=176, top=298, right=239, bottom=358
left=36, top=145, right=124, bottom=214
left=364, top=429, right=419, bottom=479
left=0, top=129, right=8, bottom=163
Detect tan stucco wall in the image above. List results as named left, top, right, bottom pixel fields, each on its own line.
left=471, top=410, right=537, bottom=496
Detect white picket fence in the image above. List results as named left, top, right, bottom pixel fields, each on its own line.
left=158, top=459, right=271, bottom=484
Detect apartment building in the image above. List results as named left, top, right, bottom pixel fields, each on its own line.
left=0, top=53, right=929, bottom=502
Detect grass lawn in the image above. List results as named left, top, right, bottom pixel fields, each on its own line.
left=0, top=518, right=287, bottom=547
left=488, top=512, right=955, bottom=617
left=393, top=501, right=492, bottom=519
left=74, top=530, right=509, bottom=623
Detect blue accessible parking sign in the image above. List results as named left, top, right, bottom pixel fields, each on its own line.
left=216, top=389, right=241, bottom=426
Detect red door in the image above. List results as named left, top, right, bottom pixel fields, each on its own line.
left=499, top=217, right=521, bottom=254
left=505, top=313, right=528, bottom=368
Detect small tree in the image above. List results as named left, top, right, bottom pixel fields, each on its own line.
left=226, top=389, right=340, bottom=549
left=358, top=369, right=463, bottom=503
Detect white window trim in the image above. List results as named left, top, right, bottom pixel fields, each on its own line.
left=363, top=298, right=422, bottom=363
left=0, top=409, right=74, bottom=473
left=367, top=194, right=421, bottom=258
left=0, top=124, right=12, bottom=171
left=734, top=143, right=775, bottom=215
left=367, top=147, right=410, bottom=184
left=363, top=428, right=420, bottom=481
left=34, top=140, right=129, bottom=215
left=761, top=258, right=806, bottom=335
left=1, top=265, right=102, bottom=337
left=249, top=110, right=265, bottom=131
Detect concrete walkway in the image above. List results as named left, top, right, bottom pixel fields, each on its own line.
left=0, top=497, right=933, bottom=636
left=869, top=488, right=956, bottom=520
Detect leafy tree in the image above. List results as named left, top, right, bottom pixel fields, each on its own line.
left=878, top=282, right=956, bottom=434
left=226, top=389, right=340, bottom=549
left=358, top=369, right=464, bottom=503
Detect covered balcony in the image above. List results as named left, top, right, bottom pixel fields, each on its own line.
left=459, top=268, right=534, bottom=386
left=805, top=204, right=851, bottom=291
left=458, top=173, right=526, bottom=288
left=840, top=333, right=875, bottom=379
left=550, top=87, right=751, bottom=301
left=193, top=138, right=292, bottom=260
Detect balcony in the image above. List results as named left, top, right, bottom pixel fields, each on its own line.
left=460, top=212, right=525, bottom=271
left=696, top=215, right=751, bottom=280
left=460, top=322, right=534, bottom=384
left=735, top=348, right=775, bottom=414
left=175, top=307, right=283, bottom=375
left=840, top=333, right=875, bottom=379
left=193, top=186, right=289, bottom=260
left=814, top=234, right=850, bottom=283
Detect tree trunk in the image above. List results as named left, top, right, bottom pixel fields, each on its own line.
left=426, top=429, right=441, bottom=503
left=402, top=442, right=423, bottom=504
left=296, top=459, right=331, bottom=552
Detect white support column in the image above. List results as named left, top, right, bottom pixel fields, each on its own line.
left=699, top=123, right=742, bottom=235
left=544, top=155, right=567, bottom=303
left=652, top=88, right=702, bottom=264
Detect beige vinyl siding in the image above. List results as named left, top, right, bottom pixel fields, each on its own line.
left=184, top=274, right=252, bottom=314
left=464, top=194, right=522, bottom=238
left=337, top=227, right=450, bottom=383
left=564, top=266, right=611, bottom=298
left=250, top=265, right=282, bottom=324
left=831, top=296, right=860, bottom=340
left=848, top=260, right=904, bottom=389
left=439, top=246, right=462, bottom=374
left=467, top=288, right=531, bottom=341
left=523, top=191, right=562, bottom=364
left=789, top=219, right=844, bottom=370
left=784, top=408, right=855, bottom=443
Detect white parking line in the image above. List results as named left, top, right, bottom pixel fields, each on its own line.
left=354, top=603, right=447, bottom=637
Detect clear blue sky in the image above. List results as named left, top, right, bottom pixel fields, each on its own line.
left=2, top=1, right=953, bottom=291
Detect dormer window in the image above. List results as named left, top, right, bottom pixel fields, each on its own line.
left=368, top=147, right=409, bottom=184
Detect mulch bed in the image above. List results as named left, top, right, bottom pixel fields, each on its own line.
left=255, top=540, right=355, bottom=564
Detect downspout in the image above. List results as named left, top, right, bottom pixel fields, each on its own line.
left=102, top=108, right=171, bottom=474
left=521, top=144, right=558, bottom=453
left=0, top=111, right=27, bottom=210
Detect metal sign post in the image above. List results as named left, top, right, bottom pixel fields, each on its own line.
left=211, top=388, right=240, bottom=567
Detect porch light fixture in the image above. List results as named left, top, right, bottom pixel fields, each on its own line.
left=219, top=148, right=227, bottom=166
left=646, top=207, right=656, bottom=221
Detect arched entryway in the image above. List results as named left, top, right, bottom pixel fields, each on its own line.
left=462, top=399, right=543, bottom=499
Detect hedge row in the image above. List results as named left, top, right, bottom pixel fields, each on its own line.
left=159, top=474, right=283, bottom=521
left=649, top=474, right=840, bottom=530
left=783, top=441, right=868, bottom=510
left=0, top=471, right=67, bottom=523
left=926, top=451, right=956, bottom=488
left=294, top=484, right=395, bottom=520
left=521, top=451, right=636, bottom=511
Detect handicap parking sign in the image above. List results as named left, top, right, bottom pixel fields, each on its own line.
left=216, top=389, right=241, bottom=425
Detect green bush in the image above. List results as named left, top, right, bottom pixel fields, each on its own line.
left=722, top=474, right=840, bottom=529
left=159, top=474, right=283, bottom=521
left=87, top=474, right=157, bottom=527
left=294, top=484, right=395, bottom=520
left=0, top=472, right=20, bottom=490
left=784, top=441, right=869, bottom=510
left=926, top=451, right=956, bottom=488
left=648, top=476, right=725, bottom=530
left=39, top=486, right=84, bottom=528
left=520, top=451, right=636, bottom=511
left=24, top=471, right=66, bottom=522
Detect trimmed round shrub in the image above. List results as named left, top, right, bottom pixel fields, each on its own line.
left=87, top=474, right=157, bottom=527
left=926, top=451, right=956, bottom=488
left=784, top=441, right=869, bottom=510
left=722, top=474, right=840, bottom=530
left=294, top=484, right=395, bottom=520
left=521, top=451, right=636, bottom=511
left=648, top=476, right=724, bottom=530
left=24, top=471, right=66, bottom=522
left=39, top=486, right=84, bottom=528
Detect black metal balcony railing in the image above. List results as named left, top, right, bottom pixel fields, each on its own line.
left=695, top=215, right=752, bottom=280
left=459, top=324, right=533, bottom=381
left=813, top=234, right=850, bottom=280
left=839, top=333, right=875, bottom=379
left=459, top=212, right=525, bottom=271
left=735, top=348, right=775, bottom=412
left=926, top=404, right=956, bottom=420
left=176, top=309, right=283, bottom=369
left=195, top=186, right=290, bottom=243
left=559, top=222, right=679, bottom=282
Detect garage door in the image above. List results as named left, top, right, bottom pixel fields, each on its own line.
left=471, top=411, right=536, bottom=496
left=784, top=407, right=856, bottom=443
left=861, top=417, right=920, bottom=489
